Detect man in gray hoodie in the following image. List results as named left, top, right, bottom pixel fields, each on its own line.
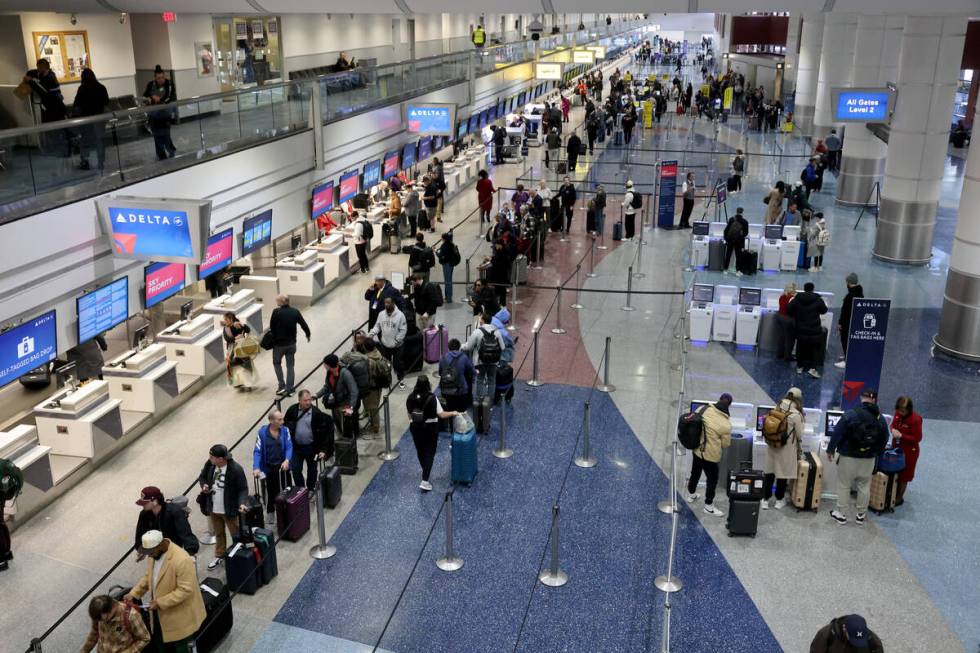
left=370, top=297, right=408, bottom=389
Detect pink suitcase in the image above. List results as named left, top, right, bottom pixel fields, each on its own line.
left=423, top=325, right=449, bottom=364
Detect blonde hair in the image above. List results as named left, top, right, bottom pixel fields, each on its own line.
left=784, top=282, right=797, bottom=295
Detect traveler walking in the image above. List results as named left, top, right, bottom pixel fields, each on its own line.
left=622, top=106, right=637, bottom=145
left=471, top=24, right=486, bottom=49
left=559, top=176, right=577, bottom=234
left=594, top=184, right=607, bottom=237
left=269, top=294, right=311, bottom=397
left=352, top=210, right=371, bottom=273
left=197, top=444, right=248, bottom=571
left=403, top=183, right=421, bottom=236
left=809, top=213, right=830, bottom=271
left=410, top=273, right=442, bottom=331
left=764, top=181, right=786, bottom=225
left=685, top=393, right=733, bottom=517
left=824, top=129, right=842, bottom=173
left=731, top=149, right=745, bottom=192
left=827, top=389, right=889, bottom=525
left=22, top=58, right=67, bottom=124
left=406, top=376, right=461, bottom=491
left=786, top=282, right=827, bottom=378
left=566, top=131, right=582, bottom=171
left=222, top=311, right=257, bottom=390
left=252, top=410, right=293, bottom=517
left=0, top=458, right=20, bottom=571
left=678, top=172, right=696, bottom=228
left=761, top=388, right=804, bottom=510
left=835, top=273, right=864, bottom=368
left=889, top=395, right=922, bottom=506
left=284, top=389, right=334, bottom=492
left=476, top=170, right=495, bottom=223
left=81, top=594, right=151, bottom=652
left=809, top=614, right=884, bottom=652
left=143, top=65, right=177, bottom=160
left=802, top=158, right=819, bottom=198
left=438, top=339, right=476, bottom=412
left=369, top=297, right=408, bottom=389
left=133, top=487, right=198, bottom=560
left=408, top=233, right=436, bottom=283
left=545, top=127, right=561, bottom=169
left=468, top=280, right=498, bottom=329
left=361, top=339, right=389, bottom=434
left=73, top=68, right=110, bottom=171
left=436, top=231, right=461, bottom=303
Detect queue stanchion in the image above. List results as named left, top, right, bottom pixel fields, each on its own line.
left=511, top=270, right=522, bottom=306
left=309, top=474, right=337, bottom=560
left=465, top=258, right=471, bottom=288
left=574, top=401, right=597, bottom=468
left=532, top=233, right=544, bottom=270
left=538, top=504, right=569, bottom=587
left=658, top=440, right=680, bottom=514
left=597, top=212, right=608, bottom=250
left=378, top=398, right=400, bottom=462
left=621, top=267, right=636, bottom=311
left=527, top=329, right=544, bottom=387
left=435, top=491, right=464, bottom=572
left=634, top=235, right=647, bottom=279
left=492, top=400, right=513, bottom=459
left=551, top=287, right=567, bottom=334
left=654, top=509, right=683, bottom=593
left=586, top=237, right=598, bottom=278
left=571, top=264, right=584, bottom=310
left=596, top=336, right=616, bottom=393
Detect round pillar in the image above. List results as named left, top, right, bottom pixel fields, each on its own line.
left=874, top=16, right=967, bottom=264
left=794, top=12, right=824, bottom=135
left=813, top=13, right=857, bottom=140
left=782, top=14, right=802, bottom=97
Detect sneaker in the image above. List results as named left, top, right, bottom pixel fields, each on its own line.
left=723, top=270, right=730, bottom=275
left=419, top=480, right=433, bottom=492
left=834, top=360, right=846, bottom=369
left=686, top=492, right=700, bottom=503
left=761, top=499, right=771, bottom=510
left=398, top=381, right=407, bottom=390
left=773, top=499, right=786, bottom=510
left=830, top=510, right=847, bottom=525
left=796, top=367, right=804, bottom=374
left=703, top=504, right=725, bottom=518
left=807, top=368, right=822, bottom=379
left=855, top=512, right=866, bottom=525
left=207, top=558, right=223, bottom=570
left=735, top=271, right=743, bottom=277
left=275, top=387, right=287, bottom=396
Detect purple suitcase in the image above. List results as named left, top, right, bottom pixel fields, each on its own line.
left=274, top=471, right=310, bottom=541
left=423, top=325, right=449, bottom=364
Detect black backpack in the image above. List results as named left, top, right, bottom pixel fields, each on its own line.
left=478, top=327, right=502, bottom=365
left=450, top=244, right=461, bottom=266
left=439, top=360, right=464, bottom=396
left=359, top=219, right=374, bottom=240
left=630, top=192, right=642, bottom=209
left=677, top=406, right=706, bottom=450
left=410, top=394, right=433, bottom=426
left=0, top=458, right=23, bottom=502
left=850, top=415, right=883, bottom=456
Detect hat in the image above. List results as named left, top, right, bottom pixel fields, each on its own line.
left=843, top=615, right=870, bottom=648
left=209, top=444, right=229, bottom=458
left=787, top=387, right=802, bottom=401
left=374, top=273, right=386, bottom=281
left=141, top=530, right=164, bottom=551
left=136, top=486, right=164, bottom=507
left=625, top=180, right=634, bottom=189
left=846, top=272, right=859, bottom=285
left=717, top=393, right=733, bottom=407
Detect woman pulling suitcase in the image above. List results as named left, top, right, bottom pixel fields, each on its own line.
left=405, top=376, right=461, bottom=492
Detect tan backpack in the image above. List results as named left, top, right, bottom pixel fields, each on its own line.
left=761, top=407, right=789, bottom=448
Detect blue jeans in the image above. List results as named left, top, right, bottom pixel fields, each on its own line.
left=595, top=208, right=605, bottom=236
left=442, top=263, right=454, bottom=302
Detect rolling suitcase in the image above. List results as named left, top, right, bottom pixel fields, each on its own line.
left=612, top=222, right=623, bottom=241
left=417, top=209, right=431, bottom=232
left=403, top=331, right=424, bottom=373
left=556, top=160, right=568, bottom=175
left=707, top=239, right=725, bottom=271
left=475, top=395, right=492, bottom=434
left=792, top=451, right=823, bottom=511
left=451, top=426, right=478, bottom=485
left=718, top=434, right=753, bottom=489
left=614, top=129, right=623, bottom=146
left=586, top=211, right=596, bottom=234
left=250, top=526, right=277, bottom=585
left=226, top=520, right=261, bottom=595
left=869, top=471, right=897, bottom=514
left=726, top=498, right=760, bottom=537
left=319, top=461, right=342, bottom=509
left=274, top=471, right=310, bottom=541
left=513, top=255, right=528, bottom=285
left=736, top=250, right=758, bottom=275
left=197, top=578, right=234, bottom=653
left=243, top=479, right=265, bottom=530
left=333, top=413, right=359, bottom=475
left=726, top=175, right=738, bottom=192
left=726, top=465, right=766, bottom=501
left=423, top=326, right=449, bottom=364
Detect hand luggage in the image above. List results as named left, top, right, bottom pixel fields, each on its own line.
left=423, top=325, right=449, bottom=364
left=319, top=460, right=342, bottom=509
left=726, top=175, right=738, bottom=192
left=586, top=211, right=596, bottom=234
left=274, top=471, right=310, bottom=541
left=869, top=471, right=897, bottom=514
left=226, top=523, right=261, bottom=595
left=403, top=331, right=424, bottom=373
left=196, top=578, right=233, bottom=653
left=578, top=141, right=587, bottom=155
left=614, top=130, right=623, bottom=146
left=333, top=413, right=359, bottom=475
left=726, top=465, right=766, bottom=501
left=513, top=255, right=528, bottom=285
left=718, top=434, right=753, bottom=490
left=417, top=209, right=431, bottom=231
left=707, top=239, right=725, bottom=271
left=557, top=160, right=568, bottom=175
left=612, top=222, right=623, bottom=241
left=726, top=498, right=760, bottom=537
left=389, top=231, right=401, bottom=255
left=549, top=205, right=564, bottom=232
left=243, top=479, right=265, bottom=530
left=792, top=451, right=823, bottom=511
left=597, top=127, right=605, bottom=143
left=736, top=250, right=758, bottom=275
left=250, top=526, right=277, bottom=585
left=451, top=426, right=478, bottom=485
left=475, top=395, right=492, bottom=434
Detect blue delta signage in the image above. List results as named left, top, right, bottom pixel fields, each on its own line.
left=107, top=207, right=193, bottom=259
left=833, top=89, right=891, bottom=122
left=406, top=104, right=454, bottom=136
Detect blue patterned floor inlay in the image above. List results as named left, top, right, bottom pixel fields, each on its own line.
left=272, top=384, right=780, bottom=652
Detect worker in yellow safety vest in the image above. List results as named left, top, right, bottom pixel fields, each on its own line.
left=472, top=25, right=486, bottom=48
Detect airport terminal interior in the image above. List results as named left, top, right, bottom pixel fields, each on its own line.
left=1, top=3, right=980, bottom=652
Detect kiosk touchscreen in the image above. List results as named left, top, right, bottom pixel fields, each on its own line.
left=708, top=222, right=726, bottom=239
left=712, top=285, right=738, bottom=342
left=133, top=325, right=149, bottom=350
left=689, top=400, right=710, bottom=413
left=690, top=222, right=710, bottom=268
left=825, top=410, right=844, bottom=438
left=689, top=283, right=715, bottom=342
left=780, top=224, right=802, bottom=271
left=816, top=291, right=835, bottom=346
left=735, top=286, right=762, bottom=346
left=756, top=405, right=775, bottom=431
left=762, top=224, right=783, bottom=272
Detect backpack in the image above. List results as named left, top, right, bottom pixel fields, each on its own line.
left=477, top=327, right=502, bottom=365
left=427, top=282, right=444, bottom=308
left=724, top=219, right=745, bottom=241
left=439, top=358, right=465, bottom=396
left=359, top=219, right=374, bottom=240
left=630, top=192, right=642, bottom=209
left=761, top=407, right=790, bottom=448
left=816, top=227, right=831, bottom=247
left=341, top=352, right=371, bottom=392
left=368, top=355, right=392, bottom=389
left=410, top=394, right=433, bottom=426
left=424, top=247, right=436, bottom=270
left=450, top=244, right=461, bottom=265
left=850, top=415, right=883, bottom=456
left=0, top=458, right=23, bottom=502
left=677, top=406, right=706, bottom=450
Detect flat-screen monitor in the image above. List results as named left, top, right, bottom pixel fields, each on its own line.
left=179, top=300, right=193, bottom=320
left=55, top=361, right=78, bottom=388
left=199, top=227, right=234, bottom=279
left=96, top=197, right=212, bottom=265
left=690, top=400, right=710, bottom=414
left=383, top=151, right=400, bottom=180
left=692, top=283, right=714, bottom=303
left=77, top=277, right=129, bottom=344
left=402, top=142, right=417, bottom=170
left=739, top=287, right=762, bottom=307
left=488, top=105, right=498, bottom=122
left=756, top=405, right=775, bottom=431
left=692, top=221, right=709, bottom=236
left=825, top=410, right=844, bottom=436
left=132, top=325, right=149, bottom=349
left=457, top=120, right=468, bottom=139
left=144, top=262, right=186, bottom=309
left=478, top=109, right=489, bottom=129
left=764, top=224, right=783, bottom=240
left=831, top=87, right=894, bottom=123
left=418, top=136, right=432, bottom=161
left=0, top=310, right=57, bottom=389
left=241, top=209, right=273, bottom=256
left=338, top=169, right=360, bottom=204
left=311, top=181, right=334, bottom=219
left=468, top=114, right=479, bottom=133
left=362, top=159, right=381, bottom=189
left=404, top=102, right=456, bottom=136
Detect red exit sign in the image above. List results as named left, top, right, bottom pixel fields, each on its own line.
left=162, top=12, right=177, bottom=23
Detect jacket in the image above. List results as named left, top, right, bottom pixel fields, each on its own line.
left=809, top=617, right=884, bottom=653
left=403, top=189, right=420, bottom=216
left=134, top=503, right=199, bottom=556
left=724, top=215, right=749, bottom=245
left=694, top=404, right=732, bottom=463
left=364, top=281, right=404, bottom=328
left=438, top=350, right=476, bottom=395
left=284, top=402, right=334, bottom=456
left=546, top=132, right=561, bottom=150
left=370, top=307, right=408, bottom=349
left=476, top=178, right=495, bottom=209
left=786, top=291, right=827, bottom=338
left=252, top=425, right=294, bottom=472
left=827, top=402, right=889, bottom=459
left=413, top=282, right=441, bottom=317
left=839, top=284, right=864, bottom=330
left=566, top=134, right=582, bottom=157
left=268, top=305, right=311, bottom=347
left=765, top=399, right=803, bottom=479
left=436, top=239, right=458, bottom=266
left=81, top=600, right=150, bottom=653
left=142, top=79, right=177, bottom=128
left=764, top=189, right=784, bottom=224
left=559, top=184, right=577, bottom=208
left=197, top=457, right=248, bottom=517
left=130, top=542, right=206, bottom=643
left=73, top=81, right=110, bottom=118
left=317, top=367, right=359, bottom=409
left=409, top=243, right=435, bottom=273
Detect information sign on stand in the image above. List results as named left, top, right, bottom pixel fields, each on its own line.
left=840, top=298, right=891, bottom=410
left=657, top=161, right=678, bottom=229
left=715, top=182, right=727, bottom=206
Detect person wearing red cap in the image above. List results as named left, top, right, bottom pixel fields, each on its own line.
left=134, top=487, right=198, bottom=560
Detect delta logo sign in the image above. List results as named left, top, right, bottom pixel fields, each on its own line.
left=109, top=207, right=193, bottom=258
left=407, top=106, right=451, bottom=134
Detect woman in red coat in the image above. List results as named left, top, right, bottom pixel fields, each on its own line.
left=890, top=395, right=922, bottom=505
left=475, top=170, right=495, bottom=224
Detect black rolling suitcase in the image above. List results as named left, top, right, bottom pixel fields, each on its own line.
left=613, top=222, right=623, bottom=241
left=475, top=395, right=492, bottom=434
left=226, top=516, right=261, bottom=595
left=333, top=413, right=359, bottom=476
left=726, top=499, right=760, bottom=537
left=549, top=198, right=563, bottom=232
left=319, top=460, right=343, bottom=509
left=243, top=479, right=265, bottom=530
left=737, top=249, right=757, bottom=275
left=727, top=175, right=738, bottom=192
left=403, top=331, right=424, bottom=373
left=727, top=465, right=766, bottom=501
left=196, top=577, right=234, bottom=653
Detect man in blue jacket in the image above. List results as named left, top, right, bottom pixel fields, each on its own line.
left=827, top=389, right=889, bottom=526
left=252, top=410, right=293, bottom=517
left=438, top=339, right=475, bottom=412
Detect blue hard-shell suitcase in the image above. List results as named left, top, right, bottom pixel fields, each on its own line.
left=451, top=428, right=478, bottom=485
left=613, top=222, right=623, bottom=241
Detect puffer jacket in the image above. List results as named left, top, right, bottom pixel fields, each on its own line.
left=786, top=290, right=827, bottom=338
left=694, top=404, right=732, bottom=463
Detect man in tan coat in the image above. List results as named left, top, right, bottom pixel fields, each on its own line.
left=125, top=530, right=205, bottom=652
left=686, top=393, right=733, bottom=517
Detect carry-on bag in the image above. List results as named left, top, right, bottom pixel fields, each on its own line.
left=869, top=471, right=897, bottom=514
left=792, top=451, right=823, bottom=511
left=612, top=222, right=624, bottom=241
left=726, top=175, right=738, bottom=192
left=423, top=325, right=449, bottom=364
left=726, top=498, right=760, bottom=537
left=736, top=250, right=758, bottom=275
left=513, top=255, right=529, bottom=285
left=727, top=464, right=765, bottom=501
left=318, top=460, right=343, bottom=509
left=475, top=393, right=492, bottom=434
left=274, top=470, right=310, bottom=541
left=196, top=577, right=234, bottom=653
left=557, top=160, right=568, bottom=175
left=707, top=239, right=725, bottom=271
left=451, top=416, right=478, bottom=485
left=333, top=413, right=359, bottom=475
left=250, top=526, right=277, bottom=585
left=403, top=331, right=424, bottom=373
left=719, top=434, right=753, bottom=489
left=243, top=479, right=265, bottom=530
left=226, top=516, right=261, bottom=595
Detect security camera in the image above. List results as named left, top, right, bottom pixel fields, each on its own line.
left=119, top=12, right=128, bottom=24
left=70, top=13, right=77, bottom=25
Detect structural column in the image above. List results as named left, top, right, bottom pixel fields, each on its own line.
left=793, top=12, right=824, bottom=135
left=812, top=13, right=858, bottom=140
left=781, top=13, right=802, bottom=98
left=874, top=16, right=967, bottom=264
left=836, top=15, right=903, bottom=205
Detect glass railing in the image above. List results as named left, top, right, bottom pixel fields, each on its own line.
left=0, top=20, right=648, bottom=224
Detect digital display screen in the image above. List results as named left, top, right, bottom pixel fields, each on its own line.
left=692, top=221, right=709, bottom=236
left=0, top=310, right=57, bottom=389
left=144, top=262, right=186, bottom=308
left=418, top=136, right=432, bottom=161
left=692, top=283, right=714, bottom=303
left=242, top=209, right=273, bottom=256
left=690, top=400, right=710, bottom=414
left=106, top=205, right=193, bottom=260
left=468, top=114, right=479, bottom=133
left=536, top=62, right=562, bottom=80
left=488, top=105, right=498, bottom=122
left=764, top=224, right=783, bottom=240
left=739, top=287, right=762, bottom=307
left=518, top=92, right=526, bottom=106
left=339, top=170, right=360, bottom=204
left=457, top=121, right=468, bottom=139
left=362, top=159, right=381, bottom=189
left=825, top=410, right=844, bottom=436
left=405, top=103, right=456, bottom=136
left=402, top=142, right=417, bottom=170
left=198, top=228, right=234, bottom=279
left=478, top=110, right=488, bottom=129
left=311, top=181, right=334, bottom=219
left=383, top=151, right=400, bottom=180
left=756, top=406, right=775, bottom=431
left=833, top=89, right=891, bottom=122
left=77, top=277, right=128, bottom=344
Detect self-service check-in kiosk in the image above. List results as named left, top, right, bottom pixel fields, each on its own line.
left=780, top=225, right=802, bottom=271
left=757, top=287, right=785, bottom=352
left=201, top=289, right=263, bottom=334
left=690, top=221, right=710, bottom=268
left=735, top=287, right=762, bottom=347
left=762, top=224, right=783, bottom=272
left=709, top=222, right=726, bottom=240
left=689, top=283, right=715, bottom=342
left=817, top=291, right=835, bottom=348
left=747, top=223, right=764, bottom=256
left=712, top=284, right=738, bottom=342
left=156, top=314, right=224, bottom=378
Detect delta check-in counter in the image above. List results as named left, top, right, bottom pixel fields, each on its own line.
left=155, top=314, right=225, bottom=379
left=201, top=289, right=264, bottom=335
left=101, top=344, right=179, bottom=414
